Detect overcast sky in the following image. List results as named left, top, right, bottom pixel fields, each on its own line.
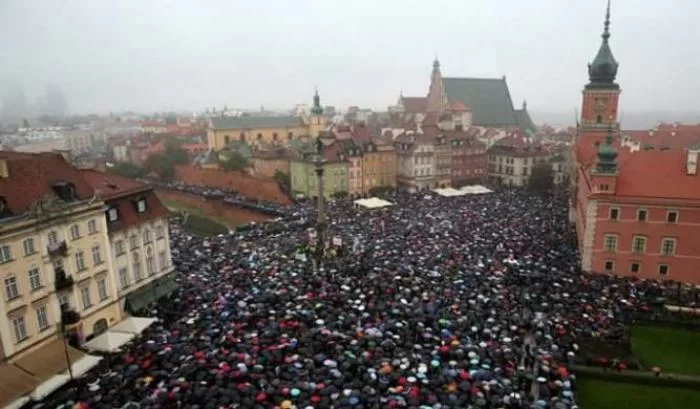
left=1, top=0, right=699, bottom=115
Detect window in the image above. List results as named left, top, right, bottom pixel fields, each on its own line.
left=661, top=238, right=676, bottom=256
left=58, top=294, right=70, bottom=312
left=115, top=240, right=125, bottom=255
left=596, top=115, right=603, bottom=124
left=666, top=211, right=678, bottom=223
left=118, top=267, right=130, bottom=289
left=604, top=260, right=615, bottom=272
left=23, top=238, right=36, bottom=256
left=36, top=306, right=49, bottom=331
left=630, top=262, right=641, bottom=274
left=88, top=245, right=101, bottom=265
left=80, top=286, right=92, bottom=310
left=4, top=276, right=19, bottom=299
left=12, top=316, right=28, bottom=343
left=609, top=208, right=619, bottom=220
left=136, top=199, right=147, bottom=213
left=159, top=250, right=167, bottom=270
left=603, top=234, right=618, bottom=252
left=129, top=235, right=138, bottom=249
left=637, top=209, right=648, bottom=222
left=146, top=248, right=155, bottom=276
left=0, top=245, right=12, bottom=263
left=632, top=236, right=647, bottom=254
left=156, top=226, right=165, bottom=239
left=28, top=268, right=41, bottom=291
left=239, top=132, right=246, bottom=142
left=224, top=135, right=231, bottom=144
left=132, top=253, right=142, bottom=281
left=75, top=251, right=86, bottom=271
left=70, top=224, right=81, bottom=239
left=88, top=219, right=98, bottom=234
left=48, top=231, right=58, bottom=245
left=272, top=132, right=278, bottom=141
left=143, top=229, right=152, bottom=244
left=288, top=132, right=293, bottom=140
left=658, top=264, right=669, bottom=276
left=97, top=278, right=108, bottom=301
left=108, top=208, right=119, bottom=222
left=257, top=133, right=263, bottom=141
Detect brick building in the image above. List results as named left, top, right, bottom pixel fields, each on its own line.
left=572, top=3, right=700, bottom=284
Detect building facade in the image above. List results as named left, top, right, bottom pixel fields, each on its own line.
left=290, top=142, right=349, bottom=198
left=572, top=4, right=700, bottom=284
left=394, top=133, right=436, bottom=192
left=434, top=135, right=452, bottom=188
left=251, top=148, right=291, bottom=179
left=448, top=130, right=488, bottom=186
left=208, top=91, right=326, bottom=150
left=79, top=170, right=176, bottom=316
left=487, top=134, right=551, bottom=187
left=0, top=152, right=119, bottom=363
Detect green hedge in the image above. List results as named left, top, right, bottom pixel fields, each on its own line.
left=576, top=365, right=700, bottom=390
left=182, top=214, right=229, bottom=236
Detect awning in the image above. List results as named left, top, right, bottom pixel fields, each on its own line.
left=2, top=396, right=30, bottom=409
left=29, top=374, right=71, bottom=401
left=66, top=355, right=103, bottom=378
left=82, top=331, right=135, bottom=353
left=125, top=282, right=157, bottom=312
left=154, top=276, right=179, bottom=298
left=0, top=364, right=39, bottom=408
left=14, top=338, right=84, bottom=380
left=110, top=317, right=156, bottom=335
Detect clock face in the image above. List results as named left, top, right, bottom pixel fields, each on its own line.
left=593, top=97, right=609, bottom=114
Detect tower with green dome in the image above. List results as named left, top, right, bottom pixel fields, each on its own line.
left=595, top=124, right=618, bottom=174
left=309, top=88, right=326, bottom=136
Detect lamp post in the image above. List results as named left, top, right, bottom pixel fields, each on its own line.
left=313, top=136, right=326, bottom=271
left=60, top=316, right=75, bottom=382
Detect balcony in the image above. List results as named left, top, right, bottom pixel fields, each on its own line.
left=47, top=240, right=68, bottom=257
left=61, top=308, right=81, bottom=330
left=54, top=268, right=75, bottom=292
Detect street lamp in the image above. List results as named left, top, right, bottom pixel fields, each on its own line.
left=313, top=136, right=326, bottom=270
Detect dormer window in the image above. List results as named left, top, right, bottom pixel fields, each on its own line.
left=51, top=181, right=77, bottom=202
left=134, top=198, right=147, bottom=214
left=107, top=207, right=119, bottom=222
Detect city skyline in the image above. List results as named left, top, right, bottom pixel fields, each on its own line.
left=2, top=0, right=700, bottom=116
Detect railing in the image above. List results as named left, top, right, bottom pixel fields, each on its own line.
left=54, top=268, right=75, bottom=292
left=47, top=240, right=68, bottom=257
left=61, top=309, right=81, bottom=328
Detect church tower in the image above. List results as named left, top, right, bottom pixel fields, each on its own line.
left=309, top=89, right=326, bottom=136
left=580, top=0, right=620, bottom=129
left=426, top=57, right=446, bottom=113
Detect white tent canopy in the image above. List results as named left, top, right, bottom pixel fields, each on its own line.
left=30, top=374, right=70, bottom=401
left=82, top=331, right=135, bottom=353
left=110, top=317, right=156, bottom=335
left=3, top=397, right=29, bottom=409
left=354, top=197, right=393, bottom=209
left=433, top=185, right=493, bottom=197
left=66, top=355, right=103, bottom=378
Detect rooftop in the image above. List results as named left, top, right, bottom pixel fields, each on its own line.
left=210, top=116, right=303, bottom=131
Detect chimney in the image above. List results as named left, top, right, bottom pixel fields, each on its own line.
left=688, top=150, right=698, bottom=175
left=0, top=159, right=8, bottom=178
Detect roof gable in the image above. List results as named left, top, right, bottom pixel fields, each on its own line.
left=442, top=77, right=518, bottom=127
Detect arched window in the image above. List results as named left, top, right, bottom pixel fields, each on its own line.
left=143, top=229, right=152, bottom=244
left=146, top=247, right=155, bottom=276
left=239, top=132, right=246, bottom=142
left=288, top=132, right=293, bottom=140
left=132, top=252, right=142, bottom=281
left=596, top=115, right=602, bottom=124
left=272, top=132, right=278, bottom=141
left=257, top=133, right=263, bottom=141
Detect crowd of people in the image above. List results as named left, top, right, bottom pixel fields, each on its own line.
left=38, top=188, right=696, bottom=409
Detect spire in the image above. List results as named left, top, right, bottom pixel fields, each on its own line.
left=311, top=88, right=323, bottom=115
left=522, top=100, right=527, bottom=110
left=587, top=0, right=619, bottom=88
left=433, top=55, right=440, bottom=70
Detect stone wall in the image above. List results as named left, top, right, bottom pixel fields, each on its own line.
left=156, top=190, right=271, bottom=227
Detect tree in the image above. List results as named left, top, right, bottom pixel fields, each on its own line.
left=219, top=151, right=249, bottom=172
left=163, top=138, right=189, bottom=165
left=108, top=162, right=145, bottom=178
left=528, top=162, right=555, bottom=193
left=273, top=170, right=290, bottom=188
left=143, top=153, right=176, bottom=180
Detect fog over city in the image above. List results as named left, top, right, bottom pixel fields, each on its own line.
left=1, top=0, right=700, bottom=126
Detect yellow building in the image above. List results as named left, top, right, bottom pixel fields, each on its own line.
left=356, top=138, right=397, bottom=194
left=0, top=152, right=119, bottom=407
left=208, top=91, right=326, bottom=150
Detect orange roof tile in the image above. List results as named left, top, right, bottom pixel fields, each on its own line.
left=0, top=152, right=95, bottom=215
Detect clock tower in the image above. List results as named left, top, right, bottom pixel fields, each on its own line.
left=580, top=0, right=620, bottom=129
